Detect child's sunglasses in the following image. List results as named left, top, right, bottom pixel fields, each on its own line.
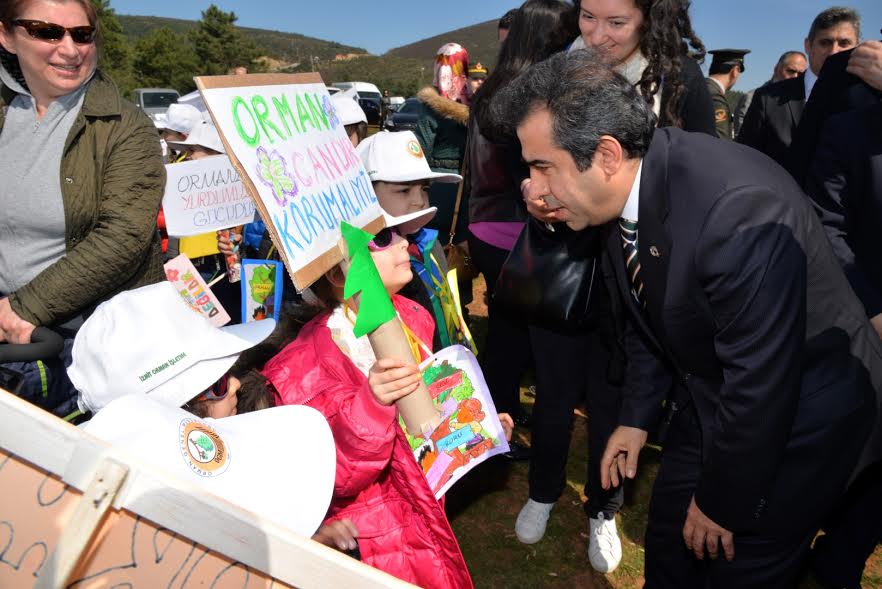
left=12, top=19, right=97, bottom=45
left=194, top=372, right=231, bottom=402
left=368, top=226, right=402, bottom=252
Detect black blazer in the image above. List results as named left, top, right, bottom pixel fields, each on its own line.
left=605, top=128, right=882, bottom=534
left=806, top=103, right=882, bottom=318
left=736, top=74, right=805, bottom=169
left=788, top=48, right=882, bottom=187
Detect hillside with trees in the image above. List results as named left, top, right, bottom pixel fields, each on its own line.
left=387, top=20, right=501, bottom=72
left=92, top=0, right=501, bottom=100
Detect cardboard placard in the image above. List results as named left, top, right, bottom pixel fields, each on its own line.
left=241, top=259, right=284, bottom=322
left=163, top=255, right=231, bottom=326
left=196, top=74, right=384, bottom=290
left=162, top=155, right=255, bottom=237
left=0, top=389, right=417, bottom=588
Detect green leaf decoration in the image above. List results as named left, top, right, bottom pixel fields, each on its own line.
left=341, top=222, right=396, bottom=337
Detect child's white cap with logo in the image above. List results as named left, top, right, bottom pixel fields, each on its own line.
left=356, top=130, right=462, bottom=184
left=68, top=282, right=275, bottom=414
left=332, top=91, right=368, bottom=126
left=83, top=394, right=335, bottom=537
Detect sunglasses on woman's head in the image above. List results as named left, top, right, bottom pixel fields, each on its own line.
left=368, top=226, right=402, bottom=252
left=12, top=19, right=97, bottom=45
left=194, top=372, right=231, bottom=402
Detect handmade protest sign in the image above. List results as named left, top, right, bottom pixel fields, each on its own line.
left=196, top=73, right=384, bottom=290
left=164, top=255, right=231, bottom=326
left=162, top=155, right=255, bottom=237
left=405, top=345, right=510, bottom=498
left=241, top=259, right=283, bottom=322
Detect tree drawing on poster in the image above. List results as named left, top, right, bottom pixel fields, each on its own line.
left=196, top=74, right=384, bottom=290
left=403, top=345, right=510, bottom=499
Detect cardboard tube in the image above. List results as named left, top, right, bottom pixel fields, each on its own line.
left=367, top=319, right=441, bottom=436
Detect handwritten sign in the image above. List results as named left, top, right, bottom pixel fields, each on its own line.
left=164, top=254, right=231, bottom=326
left=404, top=345, right=510, bottom=498
left=196, top=74, right=384, bottom=290
left=163, top=155, right=255, bottom=237
left=241, top=259, right=283, bottom=322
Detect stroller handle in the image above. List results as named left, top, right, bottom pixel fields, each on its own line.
left=0, top=327, right=65, bottom=364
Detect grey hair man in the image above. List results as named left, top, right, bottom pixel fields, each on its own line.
left=493, top=49, right=882, bottom=588
left=733, top=51, right=807, bottom=136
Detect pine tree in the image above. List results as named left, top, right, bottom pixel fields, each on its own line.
left=90, top=0, right=134, bottom=95
left=133, top=28, right=199, bottom=93
left=189, top=5, right=263, bottom=76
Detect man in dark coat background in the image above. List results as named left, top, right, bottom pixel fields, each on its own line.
left=737, top=7, right=860, bottom=169
left=494, top=49, right=882, bottom=588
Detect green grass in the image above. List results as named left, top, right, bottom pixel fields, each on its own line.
left=449, top=278, right=881, bottom=588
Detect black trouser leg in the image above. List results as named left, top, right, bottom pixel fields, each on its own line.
left=468, top=234, right=531, bottom=416
left=811, top=461, right=882, bottom=589
left=527, top=324, right=590, bottom=502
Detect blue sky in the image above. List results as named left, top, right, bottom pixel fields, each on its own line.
left=110, top=0, right=881, bottom=90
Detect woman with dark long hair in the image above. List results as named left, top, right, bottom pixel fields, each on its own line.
left=570, top=0, right=715, bottom=133
left=466, top=0, right=576, bottom=453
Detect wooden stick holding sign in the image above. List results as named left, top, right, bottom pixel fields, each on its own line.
left=196, top=73, right=439, bottom=435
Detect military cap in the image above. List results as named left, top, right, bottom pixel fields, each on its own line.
left=709, top=49, right=751, bottom=72
left=468, top=62, right=489, bottom=79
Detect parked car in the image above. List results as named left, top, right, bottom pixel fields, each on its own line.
left=383, top=97, right=421, bottom=132
left=326, top=86, right=341, bottom=96
left=385, top=96, right=406, bottom=112
left=332, top=81, right=383, bottom=102
left=131, top=88, right=180, bottom=120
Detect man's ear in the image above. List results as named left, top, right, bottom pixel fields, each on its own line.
left=595, top=136, right=626, bottom=177
left=325, top=265, right=345, bottom=288
left=0, top=23, right=16, bottom=55
left=804, top=37, right=811, bottom=56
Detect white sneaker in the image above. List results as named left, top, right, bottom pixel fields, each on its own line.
left=515, top=499, right=554, bottom=544
left=588, top=511, right=622, bottom=573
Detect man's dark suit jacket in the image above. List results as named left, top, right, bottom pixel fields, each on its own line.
left=788, top=48, right=882, bottom=187
left=604, top=128, right=882, bottom=535
left=806, top=103, right=882, bottom=319
left=736, top=74, right=804, bottom=169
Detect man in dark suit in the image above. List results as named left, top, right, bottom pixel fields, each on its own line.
left=494, top=49, right=882, bottom=588
left=737, top=7, right=860, bottom=168
left=789, top=39, right=882, bottom=187
left=804, top=102, right=882, bottom=589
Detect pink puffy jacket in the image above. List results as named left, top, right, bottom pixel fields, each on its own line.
left=262, top=296, right=474, bottom=589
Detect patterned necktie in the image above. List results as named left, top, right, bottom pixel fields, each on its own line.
left=619, top=218, right=645, bottom=305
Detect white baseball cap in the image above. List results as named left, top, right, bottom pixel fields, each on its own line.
left=332, top=91, right=367, bottom=126
left=159, top=103, right=203, bottom=135
left=167, top=120, right=226, bottom=154
left=83, top=394, right=335, bottom=537
left=68, top=282, right=276, bottom=414
left=383, top=207, right=438, bottom=236
left=356, top=130, right=462, bottom=184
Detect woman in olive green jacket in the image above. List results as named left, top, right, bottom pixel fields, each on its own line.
left=0, top=0, right=164, bottom=415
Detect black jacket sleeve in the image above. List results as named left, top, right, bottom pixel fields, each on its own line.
left=676, top=57, right=717, bottom=136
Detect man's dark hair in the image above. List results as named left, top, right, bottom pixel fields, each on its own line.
left=776, top=50, right=806, bottom=68
left=808, top=7, right=861, bottom=42
left=499, top=8, right=518, bottom=31
left=708, top=62, right=740, bottom=76
left=491, top=50, right=656, bottom=171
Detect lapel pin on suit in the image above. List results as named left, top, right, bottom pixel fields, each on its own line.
left=649, top=245, right=661, bottom=258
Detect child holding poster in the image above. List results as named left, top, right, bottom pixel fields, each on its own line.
left=355, top=130, right=473, bottom=351
left=261, top=210, right=512, bottom=589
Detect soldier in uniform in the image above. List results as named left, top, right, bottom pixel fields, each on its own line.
left=706, top=49, right=750, bottom=139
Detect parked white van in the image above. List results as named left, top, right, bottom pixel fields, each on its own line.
left=331, top=81, right=382, bottom=101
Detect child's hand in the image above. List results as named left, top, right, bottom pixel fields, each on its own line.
left=498, top=413, right=514, bottom=441
left=368, top=358, right=422, bottom=406
left=217, top=230, right=241, bottom=256
left=312, top=519, right=359, bottom=552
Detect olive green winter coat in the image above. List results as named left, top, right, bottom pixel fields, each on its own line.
left=0, top=70, right=165, bottom=326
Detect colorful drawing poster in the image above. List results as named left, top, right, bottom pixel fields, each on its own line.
left=241, top=259, right=283, bottom=323
left=164, top=255, right=231, bottom=327
left=403, top=345, right=510, bottom=499
left=163, top=155, right=255, bottom=237
left=196, top=74, right=384, bottom=290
